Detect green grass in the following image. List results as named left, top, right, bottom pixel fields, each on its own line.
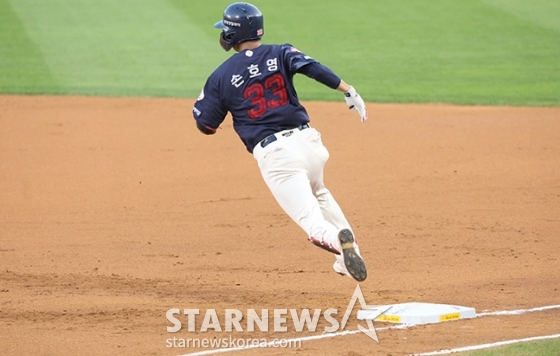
left=461, top=337, right=560, bottom=355
left=1, top=0, right=559, bottom=105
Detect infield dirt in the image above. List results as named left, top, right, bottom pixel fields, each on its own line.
left=1, top=96, right=559, bottom=355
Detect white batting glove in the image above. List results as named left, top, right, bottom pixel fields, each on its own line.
left=344, top=86, right=368, bottom=122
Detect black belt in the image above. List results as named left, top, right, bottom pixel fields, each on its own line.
left=260, top=124, right=310, bottom=148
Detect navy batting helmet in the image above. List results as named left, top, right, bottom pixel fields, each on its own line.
left=214, top=2, right=264, bottom=52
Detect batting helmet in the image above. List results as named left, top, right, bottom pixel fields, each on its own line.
left=214, top=2, right=264, bottom=52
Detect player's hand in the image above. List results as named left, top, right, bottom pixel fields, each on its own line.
left=344, top=86, right=368, bottom=122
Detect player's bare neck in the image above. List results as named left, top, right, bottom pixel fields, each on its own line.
left=234, top=40, right=262, bottom=53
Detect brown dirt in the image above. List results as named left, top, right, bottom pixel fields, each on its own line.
left=1, top=95, right=559, bottom=356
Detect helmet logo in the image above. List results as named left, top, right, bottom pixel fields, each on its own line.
left=223, top=19, right=241, bottom=27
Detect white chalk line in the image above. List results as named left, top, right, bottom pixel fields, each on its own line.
left=176, top=325, right=412, bottom=356
left=477, top=304, right=560, bottom=316
left=176, top=324, right=413, bottom=356
left=176, top=329, right=362, bottom=356
left=177, top=304, right=560, bottom=356
left=411, top=333, right=560, bottom=356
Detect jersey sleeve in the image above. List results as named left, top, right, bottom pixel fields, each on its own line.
left=192, top=74, right=228, bottom=131
left=297, top=62, right=341, bottom=89
left=281, top=44, right=319, bottom=74
left=281, top=44, right=341, bottom=89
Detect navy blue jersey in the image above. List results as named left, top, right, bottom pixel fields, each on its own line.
left=193, top=44, right=326, bottom=153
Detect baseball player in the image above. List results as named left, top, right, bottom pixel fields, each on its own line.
left=193, top=2, right=369, bottom=282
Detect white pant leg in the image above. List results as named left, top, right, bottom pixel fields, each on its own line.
left=313, top=184, right=351, bottom=231
left=306, top=137, right=354, bottom=231
left=253, top=128, right=342, bottom=252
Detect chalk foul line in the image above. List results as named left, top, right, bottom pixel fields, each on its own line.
left=477, top=304, right=560, bottom=316
left=177, top=304, right=560, bottom=356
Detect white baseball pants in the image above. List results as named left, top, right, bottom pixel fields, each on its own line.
left=252, top=126, right=355, bottom=267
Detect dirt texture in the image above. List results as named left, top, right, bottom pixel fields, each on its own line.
left=1, top=95, right=559, bottom=356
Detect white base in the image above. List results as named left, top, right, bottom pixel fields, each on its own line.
left=358, top=302, right=476, bottom=325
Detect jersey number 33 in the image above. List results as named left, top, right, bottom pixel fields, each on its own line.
left=243, top=73, right=288, bottom=119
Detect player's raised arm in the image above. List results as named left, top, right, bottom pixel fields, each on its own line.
left=297, top=63, right=368, bottom=123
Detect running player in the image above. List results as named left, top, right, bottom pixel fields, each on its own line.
left=193, top=2, right=368, bottom=281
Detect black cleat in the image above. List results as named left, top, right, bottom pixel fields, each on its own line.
left=338, top=229, right=367, bottom=282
